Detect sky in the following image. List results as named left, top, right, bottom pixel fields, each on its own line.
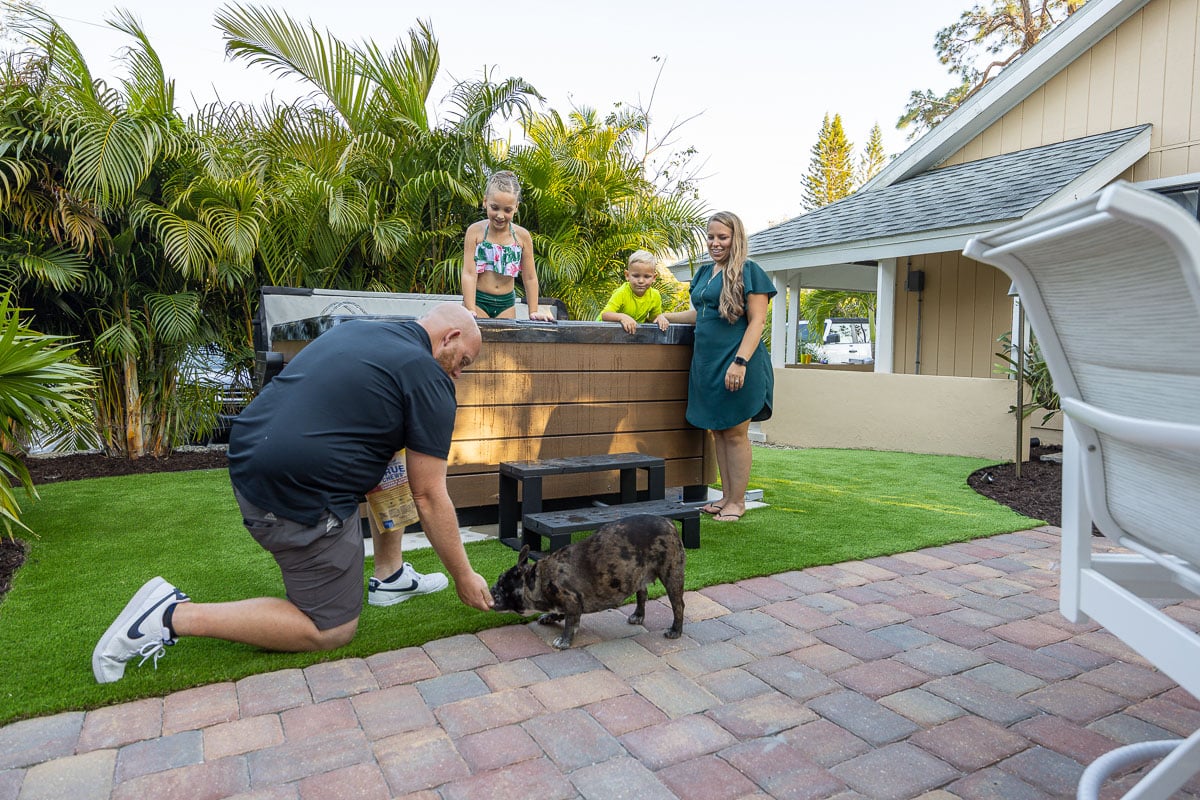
left=37, top=0, right=971, bottom=234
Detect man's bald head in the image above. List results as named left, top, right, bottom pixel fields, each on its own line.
left=419, top=303, right=482, bottom=379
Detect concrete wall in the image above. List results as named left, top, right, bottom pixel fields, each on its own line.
left=761, top=367, right=1030, bottom=461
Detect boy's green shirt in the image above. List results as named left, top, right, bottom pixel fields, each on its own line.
left=597, top=283, right=663, bottom=323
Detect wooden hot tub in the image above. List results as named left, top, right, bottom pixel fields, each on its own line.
left=269, top=315, right=716, bottom=516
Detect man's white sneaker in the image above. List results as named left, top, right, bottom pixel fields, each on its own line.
left=92, top=576, right=188, bottom=683
left=368, top=563, right=448, bottom=606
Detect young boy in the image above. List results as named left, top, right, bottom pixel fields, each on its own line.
left=598, top=250, right=671, bottom=334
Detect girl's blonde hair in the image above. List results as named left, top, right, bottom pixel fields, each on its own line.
left=485, top=170, right=522, bottom=202
left=710, top=211, right=748, bottom=323
left=626, top=249, right=656, bottom=270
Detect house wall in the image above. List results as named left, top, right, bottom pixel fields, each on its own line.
left=890, top=252, right=1015, bottom=378
left=761, top=368, right=1027, bottom=460
left=940, top=0, right=1200, bottom=178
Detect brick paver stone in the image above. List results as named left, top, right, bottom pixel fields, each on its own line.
left=246, top=728, right=373, bottom=786
left=629, top=669, right=721, bottom=717
left=1077, top=660, right=1176, bottom=700
left=0, top=712, right=83, bottom=769
left=789, top=643, right=862, bottom=674
left=414, top=671, right=491, bottom=708
left=110, top=756, right=250, bottom=800
left=760, top=600, right=839, bottom=631
left=280, top=698, right=358, bottom=740
left=870, top=623, right=940, bottom=651
left=991, top=619, right=1073, bottom=649
left=781, top=718, right=872, bottom=767
left=682, top=590, right=730, bottom=620
left=619, top=715, right=736, bottom=769
left=528, top=669, right=631, bottom=711
left=770, top=570, right=836, bottom=594
left=808, top=690, right=921, bottom=746
left=435, top=686, right=543, bottom=737
left=453, top=724, right=542, bottom=773
left=893, top=641, right=989, bottom=677
left=522, top=708, right=624, bottom=770
left=440, top=757, right=576, bottom=800
left=302, top=658, right=378, bottom=702
left=910, top=716, right=1028, bottom=771
left=707, top=692, right=816, bottom=738
left=351, top=684, right=438, bottom=740
left=115, top=730, right=203, bottom=782
left=832, top=742, right=959, bottom=800
left=585, top=693, right=670, bottom=736
left=475, top=624, right=556, bottom=661
left=587, top=637, right=667, bottom=678
left=739, top=575, right=807, bottom=602
left=373, top=727, right=470, bottom=796
left=236, top=669, right=311, bottom=716
left=1014, top=714, right=1121, bottom=765
left=735, top=626, right=822, bottom=658
left=78, top=698, right=163, bottom=752
left=948, top=765, right=1055, bottom=800
left=161, top=683, right=239, bottom=735
left=878, top=688, right=966, bottom=727
left=422, top=633, right=499, bottom=673
left=296, top=762, right=389, bottom=800
left=1024, top=681, right=1130, bottom=725
left=814, top=624, right=903, bottom=660
left=975, top=641, right=1081, bottom=682
left=530, top=647, right=606, bottom=679
left=745, top=655, right=841, bottom=701
left=698, top=582, right=769, bottom=612
left=718, top=737, right=845, bottom=800
left=657, top=754, right=762, bottom=800
left=910, top=615, right=998, bottom=649
left=833, top=660, right=929, bottom=699
left=16, top=749, right=114, bottom=800
left=998, top=745, right=1086, bottom=797
left=697, top=667, right=775, bottom=703
left=475, top=658, right=550, bottom=691
left=1127, top=697, right=1200, bottom=738
left=925, top=675, right=1039, bottom=725
left=365, top=646, right=441, bottom=688
left=203, top=715, right=284, bottom=761
left=569, top=755, right=677, bottom=800
left=665, top=640, right=754, bottom=677
left=961, top=662, right=1047, bottom=696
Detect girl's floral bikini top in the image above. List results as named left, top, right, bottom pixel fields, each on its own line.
left=475, top=223, right=523, bottom=277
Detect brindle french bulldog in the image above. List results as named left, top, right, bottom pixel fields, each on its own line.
left=490, top=514, right=686, bottom=649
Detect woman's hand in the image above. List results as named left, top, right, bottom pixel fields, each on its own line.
left=528, top=310, right=556, bottom=322
left=726, top=363, right=747, bottom=391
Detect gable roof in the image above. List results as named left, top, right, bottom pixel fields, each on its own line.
left=748, top=125, right=1150, bottom=266
left=867, top=0, right=1151, bottom=190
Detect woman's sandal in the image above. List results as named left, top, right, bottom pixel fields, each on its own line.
left=700, top=501, right=726, bottom=515
left=712, top=511, right=743, bottom=522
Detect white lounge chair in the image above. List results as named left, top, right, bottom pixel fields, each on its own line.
left=964, top=180, right=1200, bottom=800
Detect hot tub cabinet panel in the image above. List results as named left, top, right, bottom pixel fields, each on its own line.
left=269, top=316, right=715, bottom=512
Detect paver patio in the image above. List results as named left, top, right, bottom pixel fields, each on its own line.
left=2, top=526, right=1198, bottom=799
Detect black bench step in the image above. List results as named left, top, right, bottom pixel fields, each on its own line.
left=506, top=499, right=699, bottom=557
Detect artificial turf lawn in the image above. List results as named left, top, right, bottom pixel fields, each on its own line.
left=0, top=446, right=1042, bottom=724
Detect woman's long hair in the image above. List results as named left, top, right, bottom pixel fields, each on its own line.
left=712, top=211, right=748, bottom=323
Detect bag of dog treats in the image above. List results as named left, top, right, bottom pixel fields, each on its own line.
left=366, top=450, right=419, bottom=531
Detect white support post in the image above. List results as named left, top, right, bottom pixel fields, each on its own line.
left=1059, top=415, right=1092, bottom=623
left=874, top=258, right=896, bottom=373
left=771, top=273, right=787, bottom=368
left=786, top=273, right=800, bottom=364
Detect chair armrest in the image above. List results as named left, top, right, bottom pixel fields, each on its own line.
left=1062, top=398, right=1200, bottom=452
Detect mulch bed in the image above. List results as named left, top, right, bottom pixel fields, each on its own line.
left=1, top=444, right=1063, bottom=603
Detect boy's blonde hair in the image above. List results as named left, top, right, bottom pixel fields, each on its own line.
left=626, top=250, right=657, bottom=270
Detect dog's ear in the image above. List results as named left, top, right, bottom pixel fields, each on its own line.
left=518, top=545, right=531, bottom=566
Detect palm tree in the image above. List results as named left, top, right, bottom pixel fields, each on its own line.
left=0, top=7, right=259, bottom=456
left=509, top=107, right=706, bottom=319
left=0, top=292, right=96, bottom=539
left=214, top=5, right=541, bottom=295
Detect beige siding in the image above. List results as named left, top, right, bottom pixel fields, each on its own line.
left=939, top=0, right=1200, bottom=181
left=890, top=253, right=1012, bottom=378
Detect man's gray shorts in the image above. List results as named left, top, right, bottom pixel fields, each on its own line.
left=233, top=487, right=363, bottom=630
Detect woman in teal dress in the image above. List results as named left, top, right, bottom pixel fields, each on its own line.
left=659, top=211, right=775, bottom=522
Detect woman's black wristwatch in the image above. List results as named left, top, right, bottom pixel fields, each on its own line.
left=733, top=356, right=748, bottom=366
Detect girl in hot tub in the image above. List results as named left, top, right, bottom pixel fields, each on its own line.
left=461, top=170, right=555, bottom=321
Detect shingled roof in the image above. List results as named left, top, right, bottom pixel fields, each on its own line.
left=747, top=124, right=1151, bottom=259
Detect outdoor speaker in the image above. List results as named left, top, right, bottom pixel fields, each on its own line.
left=906, top=269, right=925, bottom=292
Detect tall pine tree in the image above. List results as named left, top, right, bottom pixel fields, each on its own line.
left=801, top=113, right=855, bottom=211
left=858, top=123, right=887, bottom=185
